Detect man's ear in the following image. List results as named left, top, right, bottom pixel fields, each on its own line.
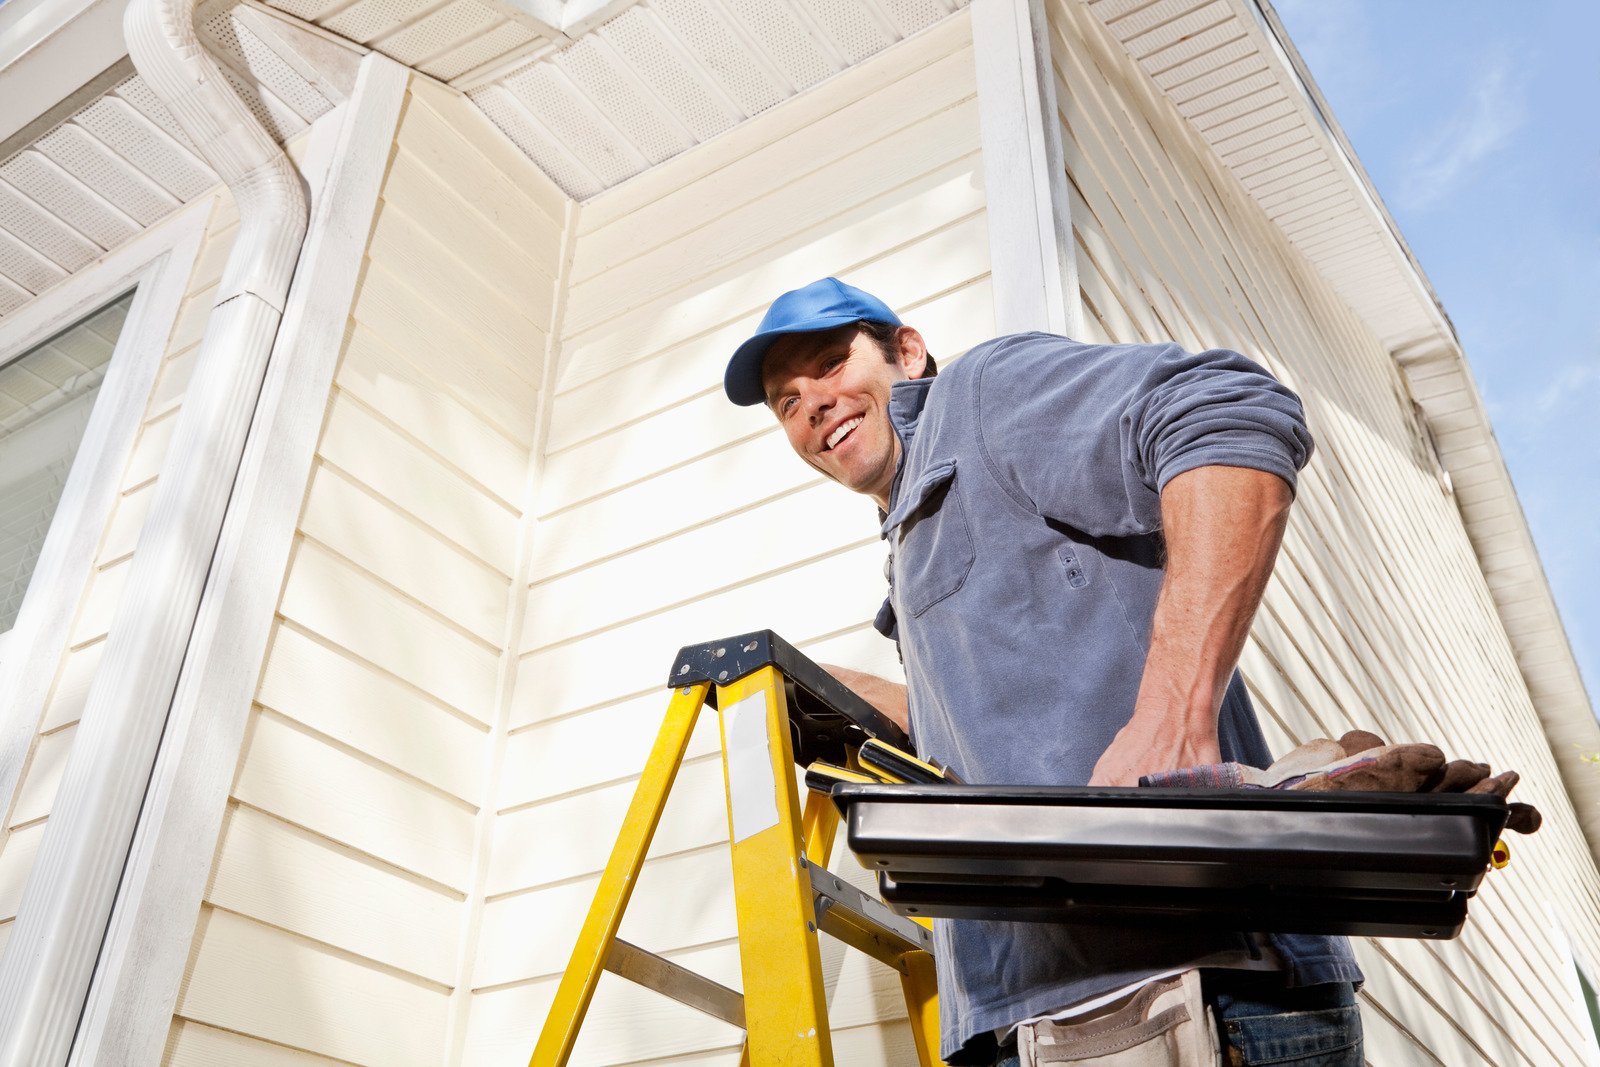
left=894, top=326, right=930, bottom=379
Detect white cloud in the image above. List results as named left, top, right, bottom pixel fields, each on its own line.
left=1529, top=363, right=1600, bottom=417
left=1400, top=58, right=1525, bottom=209
left=1485, top=359, right=1600, bottom=446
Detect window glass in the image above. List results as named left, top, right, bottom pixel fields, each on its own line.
left=0, top=292, right=134, bottom=631
left=1580, top=963, right=1600, bottom=1048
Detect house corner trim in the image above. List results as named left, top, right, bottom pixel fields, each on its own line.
left=971, top=0, right=1080, bottom=337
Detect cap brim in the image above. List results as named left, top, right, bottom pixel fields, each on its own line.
left=723, top=313, right=863, bottom=406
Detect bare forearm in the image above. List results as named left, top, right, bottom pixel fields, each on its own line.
left=1144, top=465, right=1291, bottom=727
left=821, top=664, right=909, bottom=734
left=1090, top=465, right=1292, bottom=785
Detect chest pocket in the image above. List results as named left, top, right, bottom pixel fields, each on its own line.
left=883, top=459, right=974, bottom=618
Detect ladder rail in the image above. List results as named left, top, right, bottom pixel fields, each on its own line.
left=716, top=666, right=835, bottom=1065
left=528, top=682, right=711, bottom=1067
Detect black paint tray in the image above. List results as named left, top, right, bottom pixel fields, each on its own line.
left=833, top=784, right=1509, bottom=939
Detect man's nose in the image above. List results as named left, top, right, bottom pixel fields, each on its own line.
left=803, top=382, right=833, bottom=425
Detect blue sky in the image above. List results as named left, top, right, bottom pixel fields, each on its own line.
left=1274, top=0, right=1600, bottom=711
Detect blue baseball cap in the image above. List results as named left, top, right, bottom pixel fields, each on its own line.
left=724, top=277, right=901, bottom=406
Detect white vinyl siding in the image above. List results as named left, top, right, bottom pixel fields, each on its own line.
left=162, top=75, right=568, bottom=1065
left=1047, top=1, right=1600, bottom=1064
left=463, top=14, right=992, bottom=1065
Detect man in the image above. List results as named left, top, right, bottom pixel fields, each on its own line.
left=724, top=277, right=1363, bottom=1066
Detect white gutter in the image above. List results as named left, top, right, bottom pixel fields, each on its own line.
left=0, top=0, right=308, bottom=1058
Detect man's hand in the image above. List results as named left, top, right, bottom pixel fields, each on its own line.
left=1088, top=465, right=1293, bottom=787
left=820, top=663, right=909, bottom=734
left=1091, top=710, right=1222, bottom=788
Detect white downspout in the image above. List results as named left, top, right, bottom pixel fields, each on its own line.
left=0, top=0, right=308, bottom=1060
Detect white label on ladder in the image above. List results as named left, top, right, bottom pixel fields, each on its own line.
left=725, top=689, right=781, bottom=844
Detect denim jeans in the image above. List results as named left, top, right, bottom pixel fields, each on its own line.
left=992, top=974, right=1361, bottom=1067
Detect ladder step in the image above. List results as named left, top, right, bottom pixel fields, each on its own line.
left=807, top=858, right=934, bottom=971
left=605, top=939, right=746, bottom=1028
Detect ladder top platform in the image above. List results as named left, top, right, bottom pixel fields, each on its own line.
left=670, top=629, right=911, bottom=763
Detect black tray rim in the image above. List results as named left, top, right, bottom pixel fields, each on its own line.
left=830, top=782, right=1509, bottom=820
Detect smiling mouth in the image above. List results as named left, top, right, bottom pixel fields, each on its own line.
left=824, top=416, right=863, bottom=451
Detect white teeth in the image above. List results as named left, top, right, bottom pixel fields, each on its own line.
left=826, top=416, right=863, bottom=450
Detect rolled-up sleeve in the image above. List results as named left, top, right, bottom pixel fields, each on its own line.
left=1127, top=344, right=1314, bottom=494
left=973, top=335, right=1314, bottom=537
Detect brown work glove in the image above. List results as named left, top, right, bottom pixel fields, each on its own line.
left=1259, top=730, right=1386, bottom=784
left=1337, top=730, right=1385, bottom=755
left=1274, top=730, right=1542, bottom=835
left=1291, top=743, right=1447, bottom=793
left=1465, top=770, right=1543, bottom=834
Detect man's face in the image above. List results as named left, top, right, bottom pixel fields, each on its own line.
left=761, top=324, right=926, bottom=508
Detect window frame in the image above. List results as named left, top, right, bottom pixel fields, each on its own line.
left=0, top=197, right=210, bottom=824
left=0, top=287, right=137, bottom=640
left=1543, top=901, right=1600, bottom=1065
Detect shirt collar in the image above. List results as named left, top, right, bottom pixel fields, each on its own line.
left=888, top=376, right=935, bottom=441
left=880, top=377, right=936, bottom=531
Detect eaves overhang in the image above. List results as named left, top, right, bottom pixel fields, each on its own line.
left=0, top=0, right=968, bottom=318
left=0, top=0, right=363, bottom=317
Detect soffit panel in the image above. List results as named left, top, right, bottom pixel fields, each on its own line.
left=465, top=0, right=966, bottom=199
left=1148, top=22, right=1252, bottom=85
left=1086, top=0, right=1442, bottom=356
left=286, top=0, right=552, bottom=81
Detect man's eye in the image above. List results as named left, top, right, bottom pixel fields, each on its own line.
left=779, top=396, right=797, bottom=415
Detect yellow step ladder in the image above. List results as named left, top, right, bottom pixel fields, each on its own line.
left=530, top=630, right=946, bottom=1066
